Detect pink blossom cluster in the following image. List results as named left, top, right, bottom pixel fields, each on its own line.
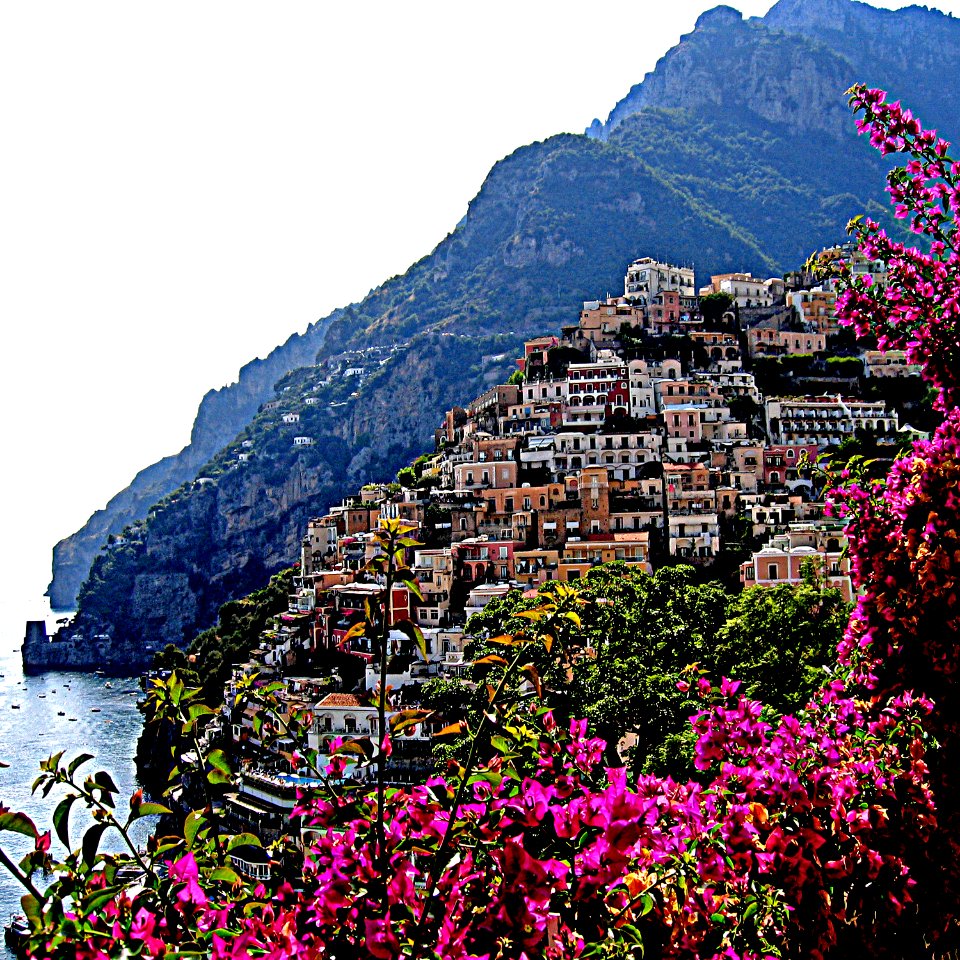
left=838, top=86, right=960, bottom=410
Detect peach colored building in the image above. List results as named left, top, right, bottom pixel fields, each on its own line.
left=558, top=533, right=651, bottom=580
left=747, top=327, right=826, bottom=357
left=789, top=289, right=839, bottom=336
left=740, top=527, right=853, bottom=601
left=577, top=299, right=645, bottom=342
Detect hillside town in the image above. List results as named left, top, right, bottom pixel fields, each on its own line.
left=204, top=250, right=924, bottom=845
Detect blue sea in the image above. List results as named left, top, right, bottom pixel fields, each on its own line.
left=0, top=601, right=153, bottom=956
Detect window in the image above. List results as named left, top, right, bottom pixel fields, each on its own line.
left=767, top=564, right=779, bottom=581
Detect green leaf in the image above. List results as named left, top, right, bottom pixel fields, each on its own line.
left=435, top=722, right=467, bottom=737
left=206, top=768, right=234, bottom=786
left=333, top=737, right=375, bottom=759
left=20, top=894, right=41, bottom=929
left=42, top=750, right=66, bottom=774
left=226, top=833, right=262, bottom=851
left=520, top=663, right=542, bottom=698
left=340, top=621, right=368, bottom=646
left=617, top=922, right=644, bottom=945
left=94, top=770, right=119, bottom=794
left=387, top=618, right=425, bottom=659
left=134, top=802, right=173, bottom=819
left=488, top=634, right=524, bottom=647
left=638, top=891, right=654, bottom=917
left=184, top=810, right=206, bottom=849
left=187, top=704, right=216, bottom=722
left=209, top=866, right=241, bottom=884
left=512, top=609, right=545, bottom=622
left=389, top=709, right=433, bottom=736
left=81, top=885, right=123, bottom=914
left=394, top=569, right=425, bottom=601
left=82, top=822, right=109, bottom=868
left=0, top=811, right=38, bottom=839
left=742, top=901, right=759, bottom=923
left=52, top=794, right=78, bottom=849
left=207, top=749, right=231, bottom=776
left=68, top=753, right=95, bottom=778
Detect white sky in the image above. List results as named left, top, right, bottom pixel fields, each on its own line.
left=1, top=0, right=958, bottom=613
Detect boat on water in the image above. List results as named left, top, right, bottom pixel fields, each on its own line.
left=5, top=913, right=29, bottom=954
left=104, top=682, right=112, bottom=689
left=37, top=694, right=45, bottom=698
left=11, top=704, right=20, bottom=710
left=94, top=670, right=106, bottom=677
left=68, top=718, right=77, bottom=722
left=57, top=711, right=65, bottom=716
left=91, top=708, right=101, bottom=713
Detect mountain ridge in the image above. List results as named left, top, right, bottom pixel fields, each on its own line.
left=43, top=0, right=960, bottom=660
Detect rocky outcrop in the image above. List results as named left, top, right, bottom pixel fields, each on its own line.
left=48, top=312, right=341, bottom=609
left=588, top=0, right=960, bottom=142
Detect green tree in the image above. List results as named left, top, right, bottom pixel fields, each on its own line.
left=700, top=291, right=734, bottom=325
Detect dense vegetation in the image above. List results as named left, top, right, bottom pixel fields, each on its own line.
left=449, top=564, right=847, bottom=778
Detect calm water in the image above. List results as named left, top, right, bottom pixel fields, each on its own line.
left=0, top=604, right=152, bottom=953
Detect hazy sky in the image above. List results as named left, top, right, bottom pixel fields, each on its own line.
left=2, top=0, right=958, bottom=614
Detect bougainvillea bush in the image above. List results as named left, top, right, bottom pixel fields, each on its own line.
left=4, top=85, right=960, bottom=958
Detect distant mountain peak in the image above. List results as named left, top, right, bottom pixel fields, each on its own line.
left=695, top=5, right=744, bottom=29
left=764, top=0, right=951, bottom=29
left=586, top=0, right=960, bottom=142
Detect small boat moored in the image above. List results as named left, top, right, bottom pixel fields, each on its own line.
left=5, top=912, right=29, bottom=954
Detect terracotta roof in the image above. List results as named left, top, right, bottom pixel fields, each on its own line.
left=318, top=693, right=364, bottom=708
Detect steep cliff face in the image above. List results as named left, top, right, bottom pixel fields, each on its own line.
left=47, top=312, right=340, bottom=609
left=590, top=0, right=960, bottom=142
left=43, top=0, right=960, bottom=665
